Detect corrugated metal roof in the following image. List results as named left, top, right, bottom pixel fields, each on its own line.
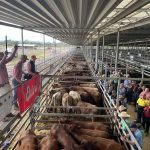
left=0, top=0, right=150, bottom=45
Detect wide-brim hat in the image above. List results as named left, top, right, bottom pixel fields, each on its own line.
left=20, top=55, right=29, bottom=60
left=119, top=111, right=130, bottom=118
left=119, top=105, right=127, bottom=112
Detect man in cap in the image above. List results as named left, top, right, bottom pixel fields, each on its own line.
left=24, top=55, right=38, bottom=80
left=12, top=54, right=29, bottom=111
left=0, top=44, right=18, bottom=118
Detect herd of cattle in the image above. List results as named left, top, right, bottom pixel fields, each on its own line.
left=16, top=55, right=127, bottom=150
left=17, top=121, right=126, bottom=150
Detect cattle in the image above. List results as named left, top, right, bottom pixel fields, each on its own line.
left=69, top=91, right=81, bottom=105
left=51, top=124, right=78, bottom=150
left=71, top=121, right=109, bottom=131
left=16, top=130, right=39, bottom=150
left=75, top=134, right=126, bottom=150
left=70, top=86, right=103, bottom=106
left=51, top=91, right=62, bottom=106
left=62, top=93, right=74, bottom=106
left=40, top=132, right=59, bottom=150
left=74, top=128, right=111, bottom=139
left=77, top=101, right=99, bottom=115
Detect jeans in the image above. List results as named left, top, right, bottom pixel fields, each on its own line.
left=137, top=106, right=144, bottom=124
left=145, top=117, right=150, bottom=133
left=12, top=79, right=20, bottom=105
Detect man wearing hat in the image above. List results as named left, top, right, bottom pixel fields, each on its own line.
left=12, top=54, right=29, bottom=111
left=25, top=55, right=38, bottom=80
left=119, top=111, right=131, bottom=132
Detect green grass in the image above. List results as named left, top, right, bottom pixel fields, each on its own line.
left=7, top=49, right=50, bottom=65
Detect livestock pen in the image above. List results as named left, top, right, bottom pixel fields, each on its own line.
left=0, top=53, right=143, bottom=150
left=0, top=1, right=150, bottom=150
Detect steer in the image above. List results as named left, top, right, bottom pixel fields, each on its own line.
left=40, top=132, right=59, bottom=150
left=17, top=130, right=39, bottom=150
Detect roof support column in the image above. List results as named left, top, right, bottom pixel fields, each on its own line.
left=95, top=31, right=100, bottom=71
left=21, top=28, right=24, bottom=54
left=115, top=29, right=120, bottom=72
left=88, top=39, right=90, bottom=61
left=101, top=35, right=105, bottom=72
left=141, top=67, right=144, bottom=84
left=90, top=35, right=93, bottom=62
left=43, top=34, right=45, bottom=63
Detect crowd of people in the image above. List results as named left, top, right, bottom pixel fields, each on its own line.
left=102, top=65, right=150, bottom=149
left=0, top=44, right=38, bottom=119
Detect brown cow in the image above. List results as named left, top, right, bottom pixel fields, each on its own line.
left=17, top=130, right=39, bottom=150
left=40, top=132, right=59, bottom=150
left=74, top=128, right=110, bottom=139
left=51, top=124, right=78, bottom=150
left=77, top=101, right=99, bottom=115
left=72, top=121, right=109, bottom=131
left=75, top=134, right=126, bottom=150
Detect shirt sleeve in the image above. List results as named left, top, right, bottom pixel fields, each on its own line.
left=27, top=62, right=32, bottom=74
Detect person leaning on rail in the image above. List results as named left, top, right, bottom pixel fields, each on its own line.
left=12, top=54, right=29, bottom=112
left=0, top=44, right=18, bottom=118
left=24, top=55, right=38, bottom=80
left=121, top=123, right=143, bottom=149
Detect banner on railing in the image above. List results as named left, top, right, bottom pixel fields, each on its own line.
left=17, top=75, right=41, bottom=113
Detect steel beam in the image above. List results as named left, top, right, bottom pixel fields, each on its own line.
left=43, top=34, right=45, bottom=63
left=101, top=35, right=105, bottom=72
left=21, top=28, right=24, bottom=54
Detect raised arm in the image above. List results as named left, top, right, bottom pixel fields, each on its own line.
left=0, top=51, right=8, bottom=66
left=5, top=44, right=18, bottom=63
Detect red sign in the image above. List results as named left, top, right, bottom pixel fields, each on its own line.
left=17, top=75, right=41, bottom=113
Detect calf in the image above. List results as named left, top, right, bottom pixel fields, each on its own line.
left=75, top=128, right=110, bottom=139
left=40, top=132, right=59, bottom=150
left=62, top=93, right=74, bottom=106
left=51, top=91, right=62, bottom=106
left=69, top=91, right=81, bottom=105
left=51, top=124, right=78, bottom=150
left=76, top=135, right=126, bottom=150
left=73, top=121, right=109, bottom=131
left=17, top=130, right=39, bottom=150
left=77, top=101, right=99, bottom=115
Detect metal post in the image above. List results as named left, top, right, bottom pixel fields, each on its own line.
left=116, top=79, right=121, bottom=107
left=21, top=28, right=24, bottom=54
left=55, top=39, right=56, bottom=55
left=95, top=31, right=100, bottom=71
left=141, top=67, right=144, bottom=84
left=115, top=29, right=120, bottom=72
left=43, top=34, right=45, bottom=63
left=91, top=35, right=93, bottom=62
left=101, top=35, right=105, bottom=73
left=126, top=63, right=128, bottom=75
left=88, top=38, right=90, bottom=61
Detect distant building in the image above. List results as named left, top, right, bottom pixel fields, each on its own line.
left=18, top=44, right=36, bottom=51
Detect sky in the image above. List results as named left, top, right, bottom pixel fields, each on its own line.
left=0, top=25, right=60, bottom=43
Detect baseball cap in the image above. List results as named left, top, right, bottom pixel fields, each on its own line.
left=130, top=123, right=137, bottom=129
left=20, top=55, right=29, bottom=60
left=31, top=55, right=37, bottom=59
